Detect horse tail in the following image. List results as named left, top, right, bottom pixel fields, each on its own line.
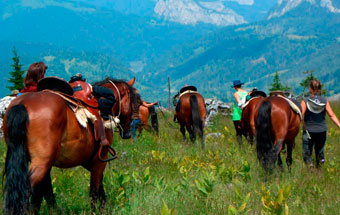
left=148, top=105, right=159, bottom=134
left=255, top=100, right=274, bottom=170
left=4, top=104, right=31, bottom=215
left=190, top=95, right=203, bottom=138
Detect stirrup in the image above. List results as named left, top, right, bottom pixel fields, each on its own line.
left=98, top=137, right=117, bottom=162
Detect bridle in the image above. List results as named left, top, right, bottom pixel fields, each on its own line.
left=107, top=80, right=124, bottom=132
left=108, top=80, right=121, bottom=118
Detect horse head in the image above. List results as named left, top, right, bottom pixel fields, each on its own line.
left=94, top=77, right=137, bottom=139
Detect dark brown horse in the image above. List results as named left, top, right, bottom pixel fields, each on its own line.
left=138, top=105, right=159, bottom=135
left=240, top=91, right=267, bottom=145
left=3, top=77, right=136, bottom=214
left=255, top=96, right=301, bottom=171
left=176, top=92, right=206, bottom=148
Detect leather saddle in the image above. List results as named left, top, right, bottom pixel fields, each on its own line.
left=37, top=77, right=117, bottom=162
left=37, top=77, right=99, bottom=114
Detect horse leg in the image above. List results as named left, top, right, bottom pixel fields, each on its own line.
left=286, top=141, right=294, bottom=172
left=90, top=163, right=107, bottom=213
left=277, top=153, right=283, bottom=170
left=180, top=123, right=186, bottom=141
left=30, top=164, right=54, bottom=214
left=198, top=122, right=204, bottom=149
left=187, top=126, right=196, bottom=143
left=248, top=135, right=254, bottom=145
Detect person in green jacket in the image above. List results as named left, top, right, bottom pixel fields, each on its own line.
left=231, top=79, right=248, bottom=145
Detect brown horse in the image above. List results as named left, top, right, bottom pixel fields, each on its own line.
left=255, top=96, right=301, bottom=171
left=240, top=91, right=267, bottom=145
left=176, top=92, right=206, bottom=148
left=138, top=105, right=159, bottom=135
left=3, top=77, right=136, bottom=214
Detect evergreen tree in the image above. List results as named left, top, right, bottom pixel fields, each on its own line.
left=300, top=70, right=327, bottom=96
left=268, top=72, right=291, bottom=92
left=7, top=47, right=25, bottom=91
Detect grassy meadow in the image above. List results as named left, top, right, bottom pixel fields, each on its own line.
left=1, top=102, right=340, bottom=214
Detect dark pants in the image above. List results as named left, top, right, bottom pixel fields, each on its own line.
left=131, top=119, right=141, bottom=140
left=92, top=85, right=115, bottom=120
left=233, top=120, right=248, bottom=145
left=302, top=130, right=327, bottom=167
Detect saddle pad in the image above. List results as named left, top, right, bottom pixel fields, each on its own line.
left=179, top=90, right=199, bottom=99
left=278, top=95, right=302, bottom=120
left=67, top=104, right=96, bottom=128
left=44, top=90, right=97, bottom=128
left=241, top=97, right=257, bottom=109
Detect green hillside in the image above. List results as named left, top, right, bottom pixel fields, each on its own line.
left=142, top=3, right=340, bottom=102
left=0, top=41, right=135, bottom=96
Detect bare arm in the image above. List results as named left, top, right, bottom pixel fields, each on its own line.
left=142, top=101, right=158, bottom=108
left=301, top=100, right=307, bottom=116
left=234, top=92, right=241, bottom=104
left=326, top=101, right=340, bottom=129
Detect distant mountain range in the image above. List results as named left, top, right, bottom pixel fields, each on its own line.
left=0, top=1, right=217, bottom=95
left=1, top=0, right=340, bottom=104
left=1, top=0, right=276, bottom=25
left=142, top=0, right=340, bottom=102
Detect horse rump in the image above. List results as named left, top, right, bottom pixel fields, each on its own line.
left=4, top=104, right=32, bottom=215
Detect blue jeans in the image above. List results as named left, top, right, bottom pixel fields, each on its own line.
left=131, top=119, right=141, bottom=140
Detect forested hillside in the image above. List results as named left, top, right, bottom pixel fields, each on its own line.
left=141, top=1, right=340, bottom=102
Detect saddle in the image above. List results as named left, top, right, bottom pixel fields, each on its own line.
left=69, top=80, right=99, bottom=108
left=37, top=77, right=117, bottom=162
left=37, top=77, right=100, bottom=122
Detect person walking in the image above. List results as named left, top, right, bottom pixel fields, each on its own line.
left=131, top=88, right=158, bottom=141
left=231, top=79, right=248, bottom=145
left=301, top=79, right=340, bottom=167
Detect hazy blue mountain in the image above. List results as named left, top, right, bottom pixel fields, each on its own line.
left=142, top=0, right=340, bottom=102
left=1, top=0, right=277, bottom=26
left=0, top=2, right=218, bottom=97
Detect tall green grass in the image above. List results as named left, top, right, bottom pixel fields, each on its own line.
left=1, top=103, right=340, bottom=214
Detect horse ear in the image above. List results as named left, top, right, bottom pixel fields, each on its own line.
left=127, top=77, right=135, bottom=87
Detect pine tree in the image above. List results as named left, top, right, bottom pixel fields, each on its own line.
left=268, top=72, right=292, bottom=93
left=300, top=70, right=327, bottom=96
left=268, top=72, right=283, bottom=92
left=7, top=47, right=25, bottom=91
